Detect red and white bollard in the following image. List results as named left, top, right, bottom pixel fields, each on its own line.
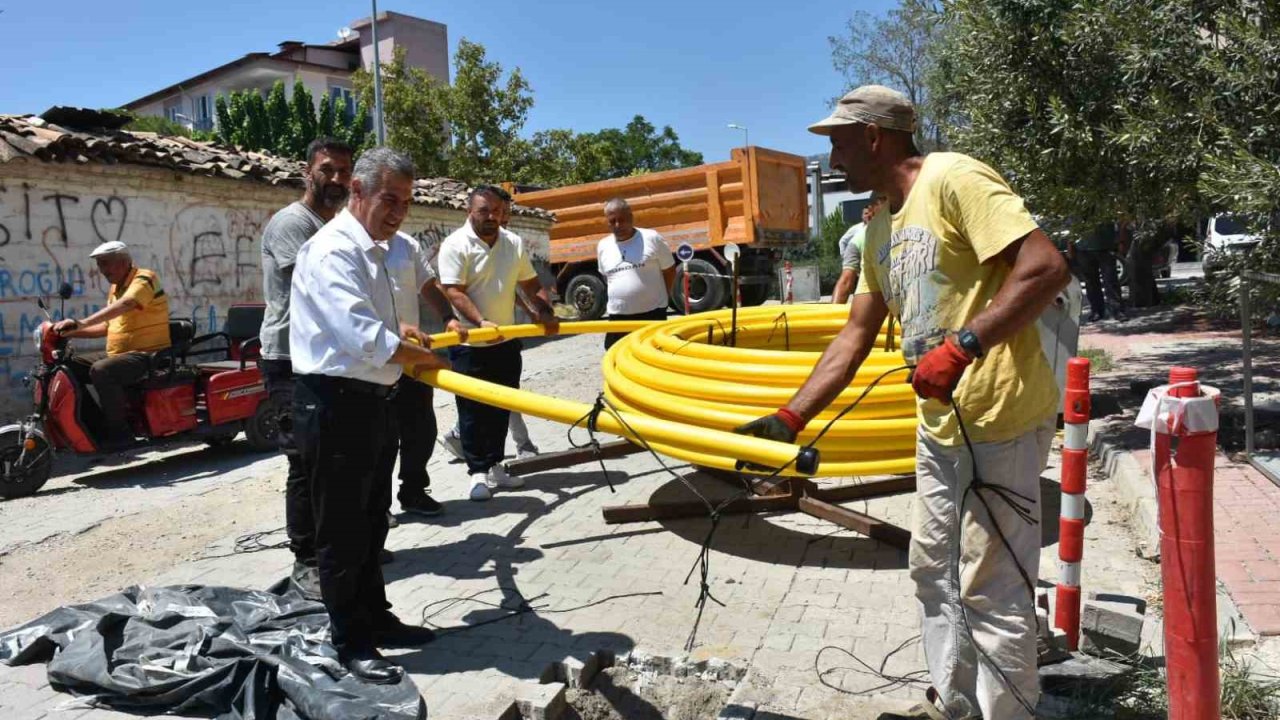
left=783, top=261, right=794, bottom=304
left=1138, top=366, right=1221, bottom=720
left=1055, top=357, right=1090, bottom=648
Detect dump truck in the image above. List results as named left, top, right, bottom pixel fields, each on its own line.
left=513, top=147, right=810, bottom=319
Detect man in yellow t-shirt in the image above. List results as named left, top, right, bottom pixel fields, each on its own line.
left=54, top=241, right=171, bottom=444
left=736, top=87, right=1069, bottom=720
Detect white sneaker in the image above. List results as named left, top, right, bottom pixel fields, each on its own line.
left=439, top=433, right=465, bottom=462
left=486, top=464, right=524, bottom=489
left=468, top=474, right=492, bottom=501
left=515, top=446, right=540, bottom=461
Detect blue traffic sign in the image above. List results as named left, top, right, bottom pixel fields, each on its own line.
left=676, top=243, right=695, bottom=262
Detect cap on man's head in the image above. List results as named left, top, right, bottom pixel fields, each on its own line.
left=89, top=240, right=128, bottom=258
left=808, top=85, right=917, bottom=136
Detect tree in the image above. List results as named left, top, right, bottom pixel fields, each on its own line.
left=513, top=117, right=703, bottom=187
left=830, top=2, right=944, bottom=150
left=348, top=38, right=701, bottom=186
left=288, top=81, right=318, bottom=159
left=351, top=46, right=450, bottom=177
left=514, top=129, right=616, bottom=186
left=244, top=90, right=272, bottom=153
left=317, top=93, right=336, bottom=139
left=443, top=39, right=534, bottom=183
left=264, top=81, right=291, bottom=156
left=926, top=0, right=1279, bottom=308
left=594, top=116, right=703, bottom=178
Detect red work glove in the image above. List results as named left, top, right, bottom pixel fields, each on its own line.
left=911, top=337, right=973, bottom=402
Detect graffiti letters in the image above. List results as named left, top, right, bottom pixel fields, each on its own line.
left=190, top=231, right=227, bottom=287
left=41, top=192, right=79, bottom=246
left=90, top=196, right=128, bottom=244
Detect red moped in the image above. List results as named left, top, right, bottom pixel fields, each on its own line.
left=1, top=285, right=279, bottom=498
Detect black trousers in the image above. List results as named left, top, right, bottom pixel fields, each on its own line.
left=392, top=377, right=436, bottom=497
left=1077, top=249, right=1125, bottom=316
left=448, top=341, right=522, bottom=474
left=259, top=358, right=314, bottom=565
left=293, top=374, right=396, bottom=655
left=604, top=307, right=668, bottom=350
left=88, top=352, right=152, bottom=435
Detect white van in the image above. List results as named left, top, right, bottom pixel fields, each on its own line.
left=1206, top=214, right=1262, bottom=253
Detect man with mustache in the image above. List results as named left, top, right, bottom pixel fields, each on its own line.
left=438, top=185, right=559, bottom=501
left=258, top=138, right=353, bottom=600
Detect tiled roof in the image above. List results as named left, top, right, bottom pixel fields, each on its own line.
left=0, top=110, right=553, bottom=219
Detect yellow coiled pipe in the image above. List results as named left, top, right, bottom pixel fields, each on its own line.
left=414, top=304, right=917, bottom=477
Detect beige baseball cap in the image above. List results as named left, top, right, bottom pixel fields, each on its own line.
left=808, top=85, right=917, bottom=135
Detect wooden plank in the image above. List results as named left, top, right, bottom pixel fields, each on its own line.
left=602, top=492, right=799, bottom=524
left=797, top=496, right=911, bottom=549
left=811, top=475, right=916, bottom=503
left=504, top=439, right=644, bottom=477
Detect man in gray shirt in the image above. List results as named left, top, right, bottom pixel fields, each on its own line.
left=259, top=138, right=353, bottom=600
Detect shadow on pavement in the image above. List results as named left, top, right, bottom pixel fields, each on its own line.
left=28, top=440, right=275, bottom=499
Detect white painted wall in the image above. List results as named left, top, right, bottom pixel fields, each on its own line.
left=0, top=160, right=550, bottom=419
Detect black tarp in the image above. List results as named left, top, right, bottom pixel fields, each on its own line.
left=0, top=585, right=424, bottom=720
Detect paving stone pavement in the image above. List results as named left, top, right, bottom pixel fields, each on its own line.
left=0, top=333, right=1158, bottom=720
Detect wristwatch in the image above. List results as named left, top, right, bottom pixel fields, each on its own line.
left=956, top=328, right=984, bottom=359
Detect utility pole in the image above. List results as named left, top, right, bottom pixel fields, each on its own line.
left=370, top=0, right=386, bottom=144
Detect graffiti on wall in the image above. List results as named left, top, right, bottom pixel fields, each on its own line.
left=0, top=172, right=550, bottom=418
left=0, top=177, right=273, bottom=415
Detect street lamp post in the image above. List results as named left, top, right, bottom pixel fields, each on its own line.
left=727, top=123, right=749, bottom=149
left=370, top=0, right=386, bottom=144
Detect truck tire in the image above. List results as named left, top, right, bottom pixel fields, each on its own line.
left=0, top=428, right=54, bottom=499
left=672, top=258, right=726, bottom=314
left=566, top=272, right=608, bottom=320
left=740, top=283, right=770, bottom=306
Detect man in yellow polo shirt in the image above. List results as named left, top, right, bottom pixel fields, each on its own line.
left=53, top=240, right=171, bottom=444
left=736, top=86, right=1070, bottom=720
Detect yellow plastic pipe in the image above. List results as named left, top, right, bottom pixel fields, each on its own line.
left=414, top=303, right=918, bottom=477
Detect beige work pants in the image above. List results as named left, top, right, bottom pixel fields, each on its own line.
left=911, top=422, right=1054, bottom=720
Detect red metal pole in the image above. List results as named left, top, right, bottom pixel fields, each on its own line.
left=1157, top=366, right=1220, bottom=720
left=1055, top=357, right=1090, bottom=648
left=682, top=261, right=691, bottom=316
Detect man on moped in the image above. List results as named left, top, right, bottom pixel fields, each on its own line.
left=52, top=240, right=171, bottom=446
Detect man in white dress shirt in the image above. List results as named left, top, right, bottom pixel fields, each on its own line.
left=438, top=185, right=559, bottom=501
left=597, top=198, right=675, bottom=349
left=290, top=147, right=449, bottom=685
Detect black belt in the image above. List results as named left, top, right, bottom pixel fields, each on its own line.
left=303, top=374, right=398, bottom=400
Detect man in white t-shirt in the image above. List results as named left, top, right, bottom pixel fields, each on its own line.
left=597, top=198, right=675, bottom=349
left=438, top=185, right=559, bottom=501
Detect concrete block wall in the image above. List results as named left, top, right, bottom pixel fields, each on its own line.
left=0, top=159, right=550, bottom=419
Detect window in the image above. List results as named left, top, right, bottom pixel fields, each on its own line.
left=193, top=95, right=213, bottom=132
left=329, top=86, right=356, bottom=122
left=164, top=103, right=182, bottom=123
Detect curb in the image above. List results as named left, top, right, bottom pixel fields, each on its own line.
left=1089, top=420, right=1256, bottom=650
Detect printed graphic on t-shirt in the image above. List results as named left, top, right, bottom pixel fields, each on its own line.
left=877, top=225, right=944, bottom=361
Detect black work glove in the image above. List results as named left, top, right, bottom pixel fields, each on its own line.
left=733, top=412, right=800, bottom=444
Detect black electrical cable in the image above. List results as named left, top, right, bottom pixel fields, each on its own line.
left=815, top=635, right=930, bottom=696
left=800, top=383, right=1044, bottom=717
left=948, top=399, right=1042, bottom=717
left=570, top=363, right=913, bottom=651
left=417, top=585, right=663, bottom=636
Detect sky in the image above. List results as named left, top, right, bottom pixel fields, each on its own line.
left=0, top=0, right=894, bottom=163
